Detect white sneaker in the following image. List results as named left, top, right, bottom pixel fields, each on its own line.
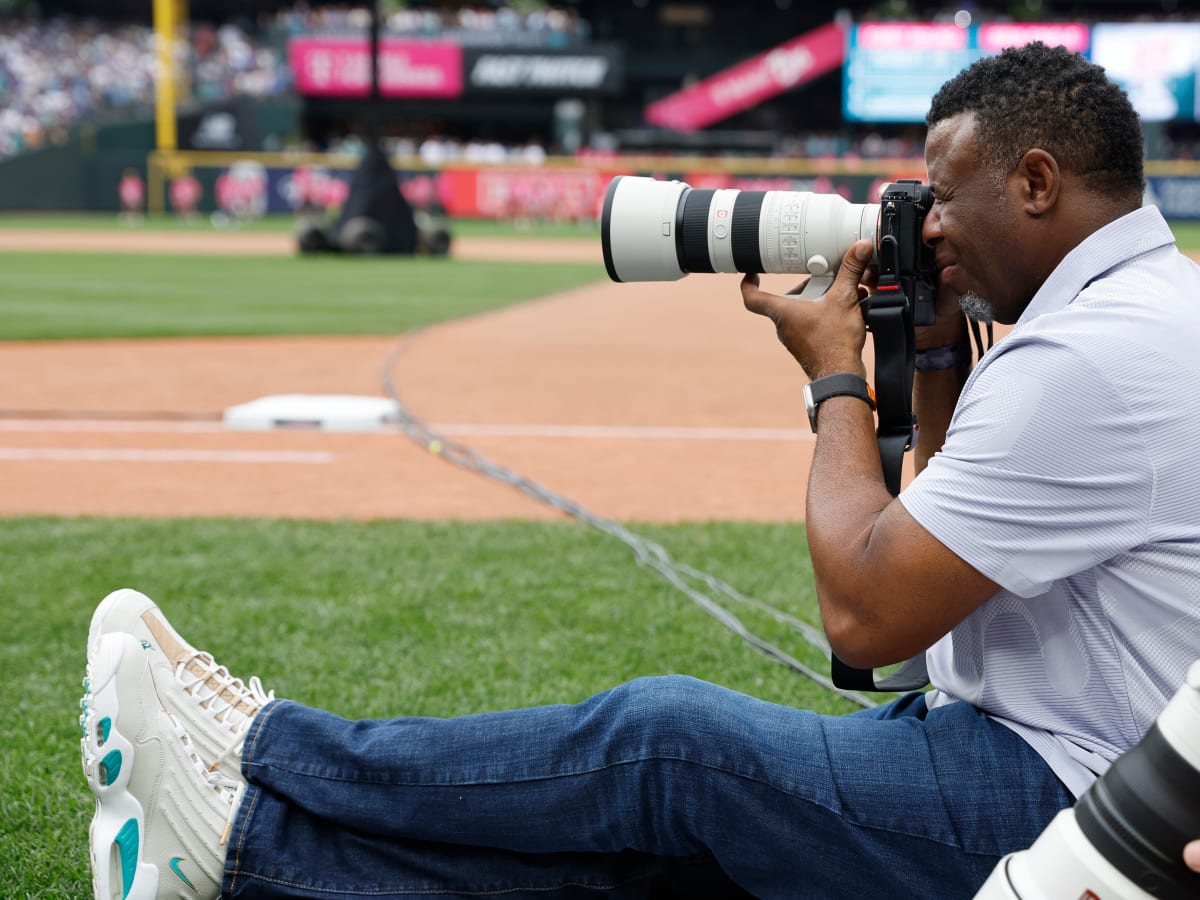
left=81, top=632, right=243, bottom=900
left=88, top=588, right=274, bottom=780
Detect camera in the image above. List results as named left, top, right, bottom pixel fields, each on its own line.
left=975, top=659, right=1200, bottom=900
left=599, top=175, right=936, bottom=327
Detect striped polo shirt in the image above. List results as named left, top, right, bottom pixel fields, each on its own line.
left=900, top=204, right=1200, bottom=797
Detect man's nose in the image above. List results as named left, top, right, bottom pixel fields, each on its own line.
left=921, top=204, right=942, bottom=247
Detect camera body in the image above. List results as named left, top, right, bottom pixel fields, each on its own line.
left=599, top=175, right=936, bottom=326
left=874, top=179, right=937, bottom=327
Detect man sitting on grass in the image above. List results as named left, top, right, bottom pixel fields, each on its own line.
left=79, top=43, right=1200, bottom=899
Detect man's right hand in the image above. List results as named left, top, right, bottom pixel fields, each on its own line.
left=915, top=283, right=969, bottom=352
left=1186, top=840, right=1200, bottom=873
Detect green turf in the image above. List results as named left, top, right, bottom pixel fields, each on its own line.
left=0, top=515, right=848, bottom=895
left=1170, top=220, right=1200, bottom=251
left=0, top=212, right=600, bottom=240
left=0, top=252, right=604, bottom=340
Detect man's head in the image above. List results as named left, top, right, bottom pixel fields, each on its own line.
left=928, top=42, right=1144, bottom=201
left=921, top=42, right=1145, bottom=324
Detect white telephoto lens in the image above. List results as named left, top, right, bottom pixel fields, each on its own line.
left=601, top=176, right=880, bottom=283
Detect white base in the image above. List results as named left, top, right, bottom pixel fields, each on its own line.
left=223, top=394, right=400, bottom=432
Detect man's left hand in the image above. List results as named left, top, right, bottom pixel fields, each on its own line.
left=741, top=240, right=875, bottom=380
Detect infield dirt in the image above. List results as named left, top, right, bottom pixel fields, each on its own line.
left=0, top=228, right=946, bottom=522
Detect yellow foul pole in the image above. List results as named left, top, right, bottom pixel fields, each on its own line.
left=153, top=0, right=183, bottom=150
left=151, top=0, right=188, bottom=212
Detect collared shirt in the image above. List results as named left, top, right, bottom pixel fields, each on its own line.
left=900, top=205, right=1200, bottom=797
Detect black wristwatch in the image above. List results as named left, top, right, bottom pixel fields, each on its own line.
left=804, top=373, right=876, bottom=432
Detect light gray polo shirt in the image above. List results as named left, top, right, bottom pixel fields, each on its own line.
left=900, top=205, right=1200, bottom=797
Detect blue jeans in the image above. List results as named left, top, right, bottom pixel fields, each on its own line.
left=221, top=676, right=1073, bottom=899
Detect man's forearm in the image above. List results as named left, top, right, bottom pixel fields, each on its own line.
left=804, top=395, right=900, bottom=657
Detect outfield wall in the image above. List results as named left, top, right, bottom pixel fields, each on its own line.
left=4, top=141, right=1200, bottom=219
left=145, top=150, right=1200, bottom=222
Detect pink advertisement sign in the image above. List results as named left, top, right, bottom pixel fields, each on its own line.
left=645, top=23, right=846, bottom=132
left=977, top=22, right=1090, bottom=53
left=289, top=38, right=463, bottom=98
left=854, top=23, right=967, bottom=52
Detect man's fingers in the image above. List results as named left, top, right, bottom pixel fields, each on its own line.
left=741, top=273, right=779, bottom=321
left=833, top=240, right=875, bottom=300
left=1185, top=840, right=1200, bottom=873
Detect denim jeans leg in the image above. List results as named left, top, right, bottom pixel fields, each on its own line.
left=223, top=676, right=1073, bottom=899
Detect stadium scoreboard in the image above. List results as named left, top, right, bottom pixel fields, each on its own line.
left=842, top=21, right=1200, bottom=125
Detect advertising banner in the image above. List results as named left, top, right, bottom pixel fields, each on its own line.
left=288, top=37, right=463, bottom=98
left=175, top=161, right=929, bottom=219
left=166, top=161, right=1200, bottom=222
left=462, top=45, right=623, bottom=95
left=644, top=22, right=846, bottom=131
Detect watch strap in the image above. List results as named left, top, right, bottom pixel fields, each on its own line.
left=806, top=373, right=876, bottom=431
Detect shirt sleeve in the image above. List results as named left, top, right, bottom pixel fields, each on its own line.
left=898, top=337, right=1153, bottom=598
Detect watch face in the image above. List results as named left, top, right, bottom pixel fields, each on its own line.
left=803, top=382, right=818, bottom=431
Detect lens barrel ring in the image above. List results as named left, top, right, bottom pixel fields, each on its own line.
left=679, top=189, right=716, bottom=274
left=731, top=192, right=766, bottom=273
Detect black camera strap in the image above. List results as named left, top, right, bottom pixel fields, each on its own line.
left=863, top=291, right=915, bottom=498
left=828, top=185, right=939, bottom=694
left=828, top=290, right=930, bottom=693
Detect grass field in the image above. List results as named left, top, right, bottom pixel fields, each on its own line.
left=0, top=253, right=604, bottom=340
left=0, top=212, right=601, bottom=240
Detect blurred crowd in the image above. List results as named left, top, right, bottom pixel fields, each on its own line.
left=2, top=5, right=1199, bottom=165
left=0, top=4, right=589, bottom=161
left=0, top=16, right=289, bottom=158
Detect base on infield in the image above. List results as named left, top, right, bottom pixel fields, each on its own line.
left=223, top=394, right=400, bottom=432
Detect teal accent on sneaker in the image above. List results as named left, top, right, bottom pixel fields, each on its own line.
left=115, top=817, right=139, bottom=899
left=98, top=716, right=112, bottom=744
left=100, top=749, right=122, bottom=786
left=170, top=856, right=197, bottom=891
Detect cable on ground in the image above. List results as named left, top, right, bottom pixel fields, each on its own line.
left=381, top=333, right=878, bottom=710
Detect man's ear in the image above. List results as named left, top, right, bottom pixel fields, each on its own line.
left=1015, top=148, right=1059, bottom=215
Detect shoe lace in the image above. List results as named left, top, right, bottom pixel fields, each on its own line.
left=168, top=710, right=247, bottom=847
left=176, top=651, right=275, bottom=733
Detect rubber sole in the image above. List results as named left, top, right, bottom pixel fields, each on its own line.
left=81, top=632, right=160, bottom=900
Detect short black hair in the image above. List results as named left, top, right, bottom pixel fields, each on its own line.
left=927, top=42, right=1144, bottom=198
